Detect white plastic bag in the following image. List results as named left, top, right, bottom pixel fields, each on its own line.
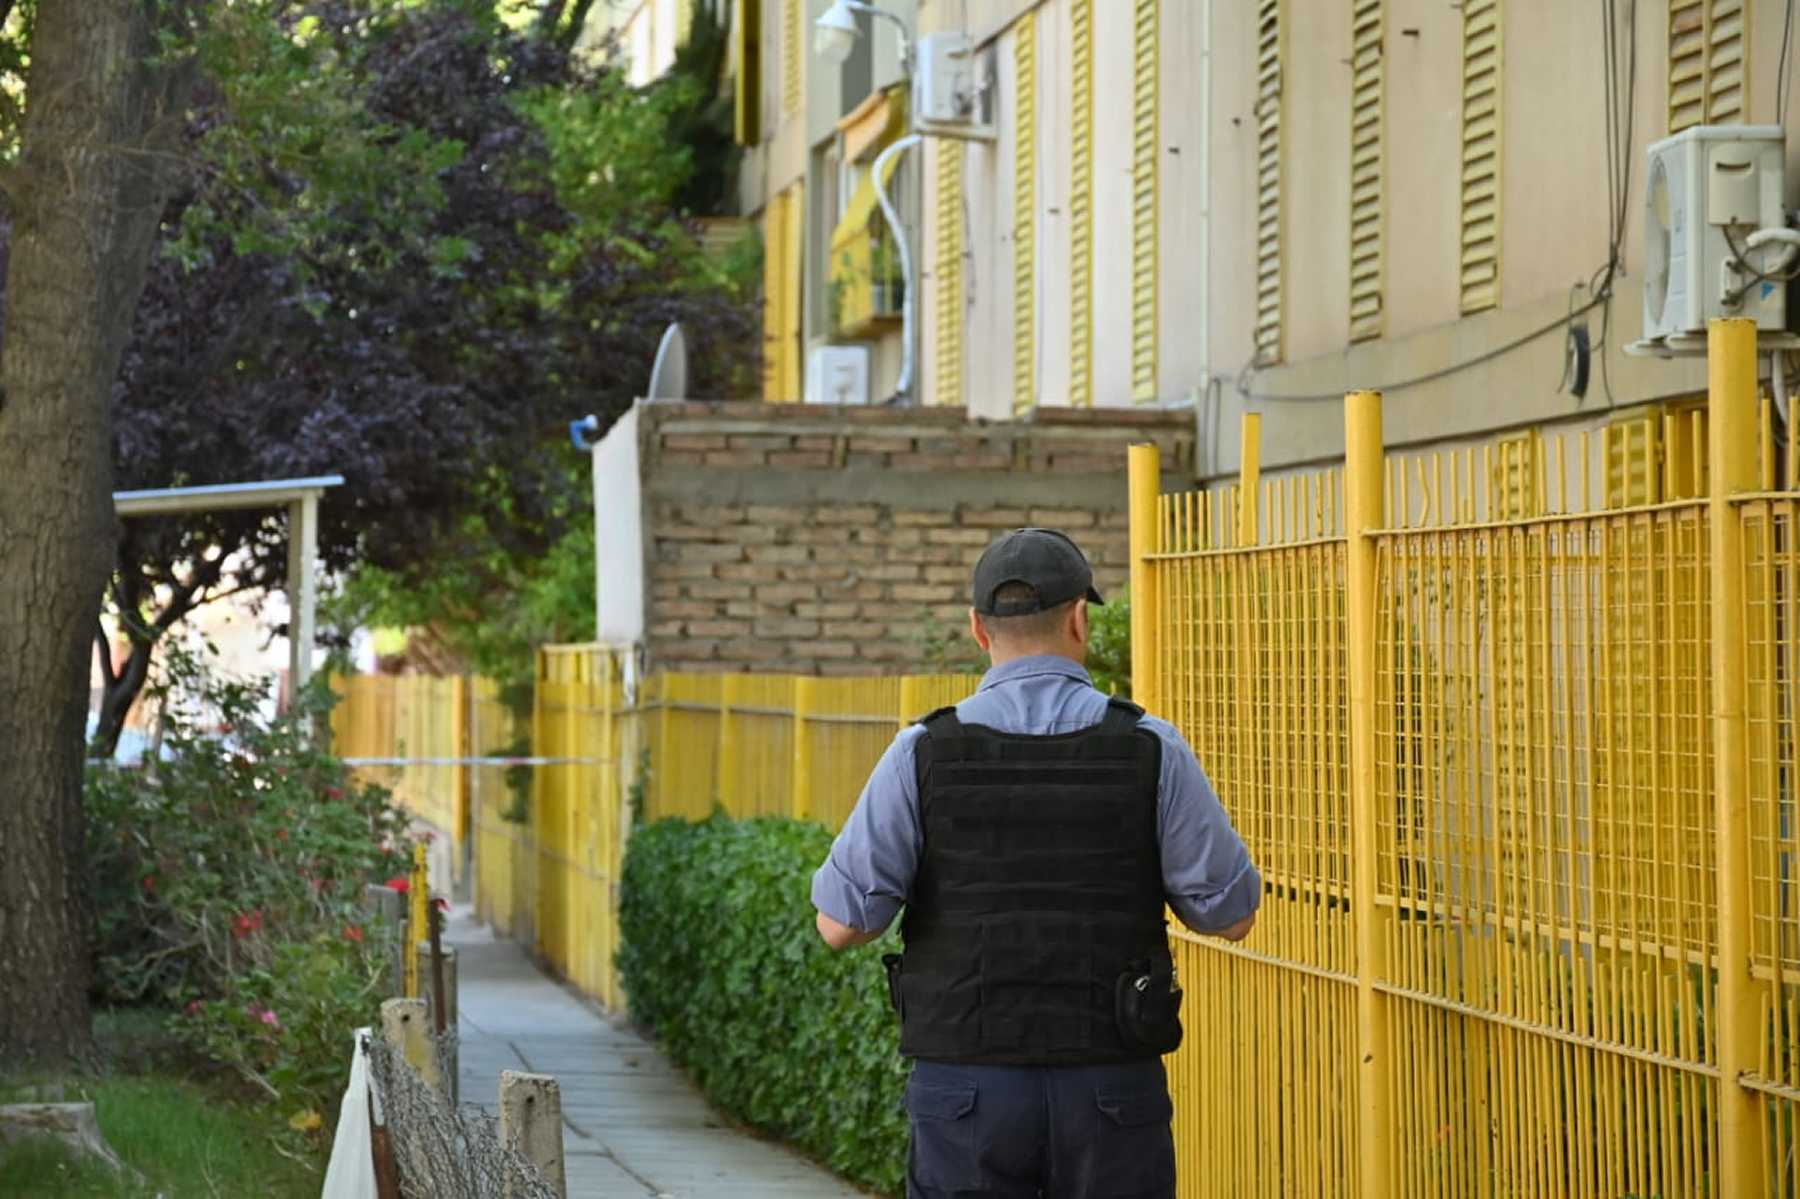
left=320, top=1028, right=379, bottom=1199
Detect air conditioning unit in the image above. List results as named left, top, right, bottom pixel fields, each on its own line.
left=805, top=344, right=870, bottom=405
left=912, top=33, right=995, bottom=141
left=1641, top=124, right=1787, bottom=348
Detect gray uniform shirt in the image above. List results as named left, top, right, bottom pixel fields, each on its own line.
left=809, top=655, right=1262, bottom=935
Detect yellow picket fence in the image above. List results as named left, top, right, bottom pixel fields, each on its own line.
left=1133, top=320, right=1800, bottom=1199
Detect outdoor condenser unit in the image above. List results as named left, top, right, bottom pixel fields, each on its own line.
left=1640, top=124, right=1788, bottom=351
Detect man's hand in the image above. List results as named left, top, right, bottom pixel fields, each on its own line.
left=816, top=909, right=885, bottom=951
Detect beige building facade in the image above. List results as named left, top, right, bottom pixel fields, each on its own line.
left=631, top=2, right=1797, bottom=487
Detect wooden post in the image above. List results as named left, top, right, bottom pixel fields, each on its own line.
left=404, top=843, right=428, bottom=999
left=380, top=998, right=440, bottom=1093
left=362, top=883, right=405, bottom=995
left=500, top=1071, right=567, bottom=1198
left=1709, top=318, right=1761, bottom=1198
left=792, top=676, right=817, bottom=822
left=1127, top=443, right=1162, bottom=716
left=1343, top=389, right=1392, bottom=1198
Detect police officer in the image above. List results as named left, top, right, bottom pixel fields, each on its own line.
left=811, top=527, right=1261, bottom=1199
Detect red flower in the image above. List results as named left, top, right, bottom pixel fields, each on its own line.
left=185, top=999, right=203, bottom=1016
left=141, top=875, right=156, bottom=894
left=344, top=924, right=365, bottom=943
left=384, top=877, right=409, bottom=894
left=231, top=909, right=264, bottom=939
left=324, top=786, right=345, bottom=802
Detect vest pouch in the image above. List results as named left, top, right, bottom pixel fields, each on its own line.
left=882, top=953, right=905, bottom=1018
left=1114, top=958, right=1183, bottom=1055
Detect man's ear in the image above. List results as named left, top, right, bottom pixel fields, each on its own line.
left=1069, top=600, right=1090, bottom=645
left=969, top=607, right=993, bottom=653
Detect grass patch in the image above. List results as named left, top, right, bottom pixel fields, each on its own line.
left=0, top=1013, right=322, bottom=1198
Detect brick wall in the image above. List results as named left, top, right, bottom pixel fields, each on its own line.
left=635, top=403, right=1193, bottom=675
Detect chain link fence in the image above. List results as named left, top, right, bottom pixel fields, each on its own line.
left=363, top=1029, right=559, bottom=1199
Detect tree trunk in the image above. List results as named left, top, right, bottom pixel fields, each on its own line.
left=0, top=1, right=194, bottom=1070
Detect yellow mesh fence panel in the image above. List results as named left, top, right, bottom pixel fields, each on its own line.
left=1149, top=468, right=1356, bottom=1199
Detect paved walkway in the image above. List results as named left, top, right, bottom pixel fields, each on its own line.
left=446, top=908, right=868, bottom=1198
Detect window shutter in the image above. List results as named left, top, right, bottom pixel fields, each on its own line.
left=1254, top=0, right=1283, bottom=364
left=1130, top=0, right=1159, bottom=400
left=1459, top=0, right=1500, bottom=314
left=934, top=142, right=965, bottom=408
left=1604, top=408, right=1664, bottom=507
left=733, top=0, right=762, bottom=146
left=781, top=180, right=805, bottom=403
left=1070, top=0, right=1095, bottom=406
left=1670, top=0, right=1747, bottom=133
left=761, top=191, right=786, bottom=402
left=781, top=0, right=801, bottom=118
left=1349, top=0, right=1383, bottom=343
left=1013, top=13, right=1038, bottom=415
left=1490, top=431, right=1542, bottom=520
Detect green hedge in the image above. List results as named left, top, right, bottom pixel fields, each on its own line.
left=617, top=816, right=907, bottom=1195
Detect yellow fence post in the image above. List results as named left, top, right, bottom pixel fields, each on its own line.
left=1128, top=444, right=1161, bottom=715
left=1237, top=412, right=1262, bottom=547
left=719, top=674, right=744, bottom=815
left=1710, top=318, right=1760, bottom=1198
left=1343, top=389, right=1392, bottom=1197
left=792, top=676, right=817, bottom=822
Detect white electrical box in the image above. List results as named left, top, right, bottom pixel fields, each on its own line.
left=912, top=32, right=994, bottom=141
left=805, top=344, right=870, bottom=405
left=1641, top=124, right=1787, bottom=348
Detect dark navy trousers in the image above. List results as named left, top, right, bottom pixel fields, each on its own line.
left=902, top=1058, right=1176, bottom=1199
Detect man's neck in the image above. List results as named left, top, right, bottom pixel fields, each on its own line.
left=985, top=645, right=1084, bottom=670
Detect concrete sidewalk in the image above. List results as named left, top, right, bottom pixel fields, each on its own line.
left=445, top=909, right=869, bottom=1198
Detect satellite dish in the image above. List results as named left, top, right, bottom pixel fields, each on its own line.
left=646, top=323, right=688, bottom=402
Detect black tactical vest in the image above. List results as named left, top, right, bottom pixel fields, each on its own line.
left=893, top=697, right=1171, bottom=1065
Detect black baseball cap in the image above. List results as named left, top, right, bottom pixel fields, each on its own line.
left=970, top=528, right=1105, bottom=616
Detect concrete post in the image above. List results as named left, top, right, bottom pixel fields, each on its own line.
left=379, top=998, right=441, bottom=1094
left=499, top=1071, right=567, bottom=1198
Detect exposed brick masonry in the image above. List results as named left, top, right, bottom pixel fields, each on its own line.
left=636, top=402, right=1193, bottom=675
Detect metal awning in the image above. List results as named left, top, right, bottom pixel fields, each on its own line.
left=112, top=475, right=345, bottom=693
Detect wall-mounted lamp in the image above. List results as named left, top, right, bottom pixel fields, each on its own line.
left=814, top=0, right=914, bottom=74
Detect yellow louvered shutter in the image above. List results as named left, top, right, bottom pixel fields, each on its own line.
left=761, top=191, right=786, bottom=402
left=1013, top=13, right=1037, bottom=415
left=934, top=142, right=965, bottom=408
left=1671, top=0, right=1748, bottom=133
left=1490, top=430, right=1542, bottom=519
left=1604, top=407, right=1664, bottom=507
left=1459, top=0, right=1500, bottom=314
left=1707, top=0, right=1747, bottom=123
left=733, top=0, right=762, bottom=146
left=1669, top=2, right=1706, bottom=131
left=1349, top=0, right=1383, bottom=342
left=782, top=181, right=804, bottom=402
left=1130, top=0, right=1159, bottom=400
left=781, top=0, right=801, bottom=118
left=1069, top=0, right=1095, bottom=406
left=760, top=185, right=804, bottom=403
left=1253, top=0, right=1283, bottom=364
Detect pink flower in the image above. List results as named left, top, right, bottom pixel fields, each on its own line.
left=185, top=999, right=203, bottom=1016
left=259, top=1008, right=281, bottom=1030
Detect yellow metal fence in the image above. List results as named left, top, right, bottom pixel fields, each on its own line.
left=334, top=657, right=979, bottom=1013
left=1134, top=319, right=1800, bottom=1198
